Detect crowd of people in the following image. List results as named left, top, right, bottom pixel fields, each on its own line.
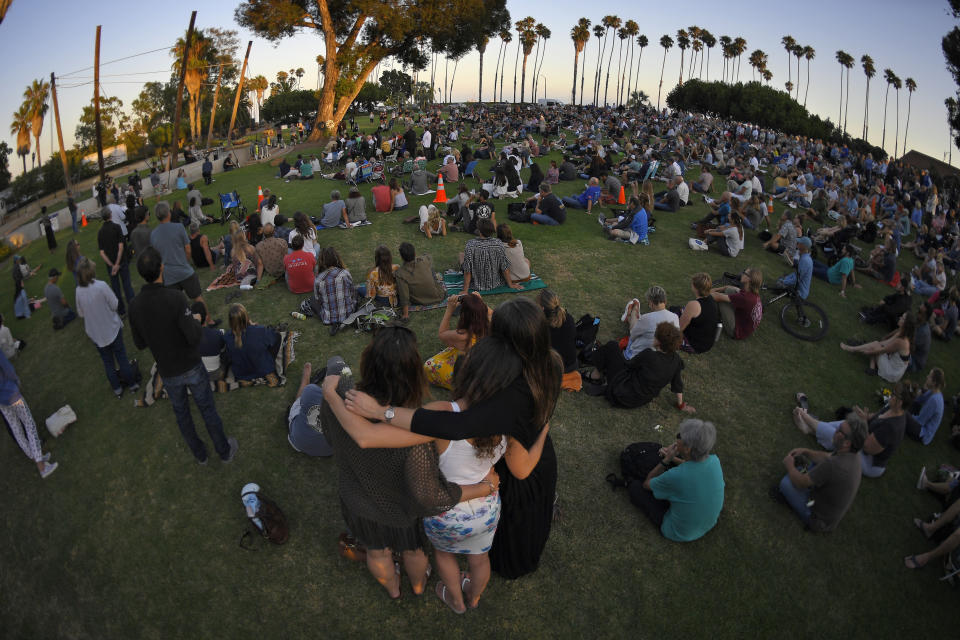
left=6, top=99, right=960, bottom=608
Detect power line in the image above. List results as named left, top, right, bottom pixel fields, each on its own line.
left=58, top=45, right=174, bottom=78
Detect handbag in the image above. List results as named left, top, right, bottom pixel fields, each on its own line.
left=45, top=405, right=77, bottom=437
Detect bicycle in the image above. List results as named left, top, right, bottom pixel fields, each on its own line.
left=763, top=283, right=829, bottom=342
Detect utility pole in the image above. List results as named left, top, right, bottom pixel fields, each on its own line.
left=227, top=40, right=252, bottom=144
left=50, top=72, right=72, bottom=194
left=169, top=10, right=197, bottom=187
left=206, top=61, right=224, bottom=149
left=94, top=25, right=105, bottom=185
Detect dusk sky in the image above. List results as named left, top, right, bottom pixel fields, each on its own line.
left=1, top=0, right=956, bottom=177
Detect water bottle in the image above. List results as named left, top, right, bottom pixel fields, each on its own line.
left=291, top=312, right=306, bottom=320
left=241, top=483, right=264, bottom=532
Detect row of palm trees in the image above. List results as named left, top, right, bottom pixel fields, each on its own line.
left=9, top=79, right=50, bottom=175
left=831, top=48, right=917, bottom=157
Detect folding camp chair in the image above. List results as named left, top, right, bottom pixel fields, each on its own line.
left=218, top=191, right=246, bottom=224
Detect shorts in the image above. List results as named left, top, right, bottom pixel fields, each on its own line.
left=168, top=272, right=202, bottom=299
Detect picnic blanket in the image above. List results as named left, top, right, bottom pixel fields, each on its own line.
left=205, top=269, right=240, bottom=292
left=442, top=271, right=547, bottom=297
left=135, top=330, right=299, bottom=406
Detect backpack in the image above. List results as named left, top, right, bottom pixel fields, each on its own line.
left=619, top=442, right=664, bottom=484
left=574, top=313, right=600, bottom=349
left=507, top=202, right=531, bottom=223
left=240, top=484, right=289, bottom=547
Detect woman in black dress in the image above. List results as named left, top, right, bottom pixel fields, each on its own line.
left=42, top=212, right=57, bottom=253
left=329, top=298, right=561, bottom=580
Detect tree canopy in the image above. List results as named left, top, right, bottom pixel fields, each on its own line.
left=235, top=0, right=508, bottom=138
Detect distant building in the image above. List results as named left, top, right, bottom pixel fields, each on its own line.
left=899, top=150, right=960, bottom=183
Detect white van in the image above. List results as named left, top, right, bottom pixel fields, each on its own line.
left=537, top=99, right=564, bottom=108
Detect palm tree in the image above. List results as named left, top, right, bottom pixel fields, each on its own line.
left=882, top=68, right=898, bottom=152
left=676, top=29, right=690, bottom=86
left=496, top=30, right=512, bottom=102
left=781, top=36, right=796, bottom=88
left=628, top=90, right=650, bottom=108
left=531, top=24, right=550, bottom=101
left=518, top=20, right=537, bottom=103
left=23, top=78, right=49, bottom=167
left=700, top=31, right=715, bottom=80
left=171, top=30, right=212, bottom=142
left=902, top=77, right=917, bottom=156
left=514, top=18, right=532, bottom=102
left=477, top=35, right=489, bottom=103
left=946, top=97, right=957, bottom=165
left=785, top=81, right=794, bottom=95
left=602, top=15, right=622, bottom=105
left=762, top=68, right=773, bottom=85
left=614, top=27, right=629, bottom=105
left=792, top=44, right=804, bottom=100
left=249, top=75, right=268, bottom=120
left=570, top=19, right=591, bottom=105
left=749, top=49, right=766, bottom=81
left=687, top=25, right=702, bottom=80
left=592, top=24, right=606, bottom=105
left=633, top=34, right=649, bottom=98
left=315, top=54, right=324, bottom=89
left=622, top=20, right=639, bottom=105
left=861, top=54, right=875, bottom=140
left=835, top=50, right=849, bottom=129
left=10, top=104, right=31, bottom=174
left=656, top=34, right=673, bottom=111
left=892, top=74, right=903, bottom=157
left=802, top=46, right=815, bottom=107
left=733, top=37, right=747, bottom=82
left=841, top=52, right=855, bottom=134
left=719, top=35, right=732, bottom=82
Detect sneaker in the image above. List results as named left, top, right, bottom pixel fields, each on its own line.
left=128, top=383, right=140, bottom=393
left=40, top=452, right=51, bottom=463
left=114, top=387, right=124, bottom=399
left=40, top=461, right=58, bottom=478
left=196, top=456, right=209, bottom=466
left=917, top=466, right=927, bottom=490
left=222, top=437, right=239, bottom=463
left=597, top=214, right=605, bottom=226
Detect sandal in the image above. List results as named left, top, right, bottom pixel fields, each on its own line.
left=904, top=554, right=926, bottom=569
left=795, top=392, right=809, bottom=411
left=460, top=571, right=478, bottom=609
left=605, top=473, right=626, bottom=491
left=435, top=581, right=466, bottom=614
left=389, top=561, right=402, bottom=600
left=412, top=564, right=432, bottom=597
left=913, top=518, right=932, bottom=539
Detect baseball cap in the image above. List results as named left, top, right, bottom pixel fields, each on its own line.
left=797, top=237, right=812, bottom=248
left=48, top=268, right=61, bottom=277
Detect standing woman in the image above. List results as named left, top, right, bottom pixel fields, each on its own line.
left=74, top=257, right=139, bottom=398
left=65, top=239, right=84, bottom=287
left=12, top=256, right=33, bottom=319
left=42, top=211, right=57, bottom=253
left=334, top=297, right=563, bottom=580
left=318, top=332, right=495, bottom=599
left=0, top=351, right=58, bottom=477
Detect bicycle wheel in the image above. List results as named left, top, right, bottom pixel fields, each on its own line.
left=780, top=298, right=829, bottom=341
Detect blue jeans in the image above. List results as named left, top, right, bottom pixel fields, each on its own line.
left=288, top=384, right=333, bottom=456
left=70, top=209, right=79, bottom=233
left=912, top=278, right=940, bottom=297
left=96, top=328, right=135, bottom=392
left=562, top=196, right=586, bottom=209
left=14, top=289, right=30, bottom=318
left=812, top=260, right=830, bottom=281
left=779, top=473, right=812, bottom=524
left=109, top=262, right=136, bottom=315
left=530, top=213, right=559, bottom=225
left=164, top=362, right=229, bottom=462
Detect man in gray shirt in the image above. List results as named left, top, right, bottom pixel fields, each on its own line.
left=44, top=268, right=77, bottom=329
left=320, top=190, right=349, bottom=228
left=150, top=201, right=204, bottom=304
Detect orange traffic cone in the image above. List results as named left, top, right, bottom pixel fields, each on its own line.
left=433, top=174, right=447, bottom=204
left=617, top=185, right=626, bottom=205
left=767, top=196, right=774, bottom=215
left=257, top=185, right=264, bottom=211
left=80, top=210, right=88, bottom=227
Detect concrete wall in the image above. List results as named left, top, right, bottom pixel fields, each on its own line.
left=4, top=146, right=253, bottom=248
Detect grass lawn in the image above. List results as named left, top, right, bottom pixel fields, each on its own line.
left=1, top=122, right=958, bottom=638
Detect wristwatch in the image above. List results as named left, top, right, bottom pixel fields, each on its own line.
left=384, top=406, right=395, bottom=423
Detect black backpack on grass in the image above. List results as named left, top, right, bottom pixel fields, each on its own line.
left=507, top=202, right=531, bottom=223
left=606, top=441, right=663, bottom=491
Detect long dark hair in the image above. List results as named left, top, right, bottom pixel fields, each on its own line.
left=453, top=297, right=561, bottom=429
left=456, top=293, right=490, bottom=349
left=528, top=162, right=544, bottom=182
left=374, top=245, right=394, bottom=286
left=357, top=325, right=426, bottom=410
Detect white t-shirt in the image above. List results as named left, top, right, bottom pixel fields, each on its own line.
left=260, top=205, right=279, bottom=227
left=422, top=130, right=432, bottom=149
left=676, top=181, right=690, bottom=205
left=625, top=308, right=680, bottom=359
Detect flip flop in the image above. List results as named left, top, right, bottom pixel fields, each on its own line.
left=913, top=518, right=932, bottom=539
left=904, top=555, right=925, bottom=569
left=435, top=581, right=466, bottom=614
left=460, top=571, right=478, bottom=609
left=795, top=392, right=809, bottom=411
left=412, top=564, right=432, bottom=597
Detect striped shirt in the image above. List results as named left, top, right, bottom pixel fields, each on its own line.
left=462, top=237, right=509, bottom=292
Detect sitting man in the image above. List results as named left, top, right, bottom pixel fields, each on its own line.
left=528, top=183, right=567, bottom=226
left=777, top=412, right=868, bottom=532
left=561, top=177, right=602, bottom=213
left=858, top=275, right=910, bottom=328
left=811, top=243, right=861, bottom=298
left=277, top=157, right=292, bottom=179
left=558, top=156, right=578, bottom=181
left=774, top=237, right=813, bottom=300
left=283, top=234, right=316, bottom=294
left=696, top=190, right=732, bottom=229
left=628, top=418, right=724, bottom=542
left=690, top=166, right=714, bottom=194
left=599, top=171, right=622, bottom=205
left=859, top=238, right=898, bottom=284
left=763, top=210, right=799, bottom=266
left=222, top=155, right=236, bottom=171
left=255, top=223, right=288, bottom=280
left=408, top=166, right=432, bottom=196
left=320, top=190, right=350, bottom=229
left=653, top=176, right=683, bottom=212
left=394, top=242, right=447, bottom=321
left=710, top=268, right=763, bottom=340
left=603, top=194, right=650, bottom=245
left=298, top=156, right=314, bottom=180
left=438, top=155, right=459, bottom=183
left=44, top=268, right=77, bottom=329
left=460, top=218, right=522, bottom=293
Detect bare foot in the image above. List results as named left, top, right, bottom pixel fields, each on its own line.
left=904, top=554, right=928, bottom=569
left=793, top=407, right=811, bottom=435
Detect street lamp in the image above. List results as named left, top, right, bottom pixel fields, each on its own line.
left=539, top=74, right=547, bottom=103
